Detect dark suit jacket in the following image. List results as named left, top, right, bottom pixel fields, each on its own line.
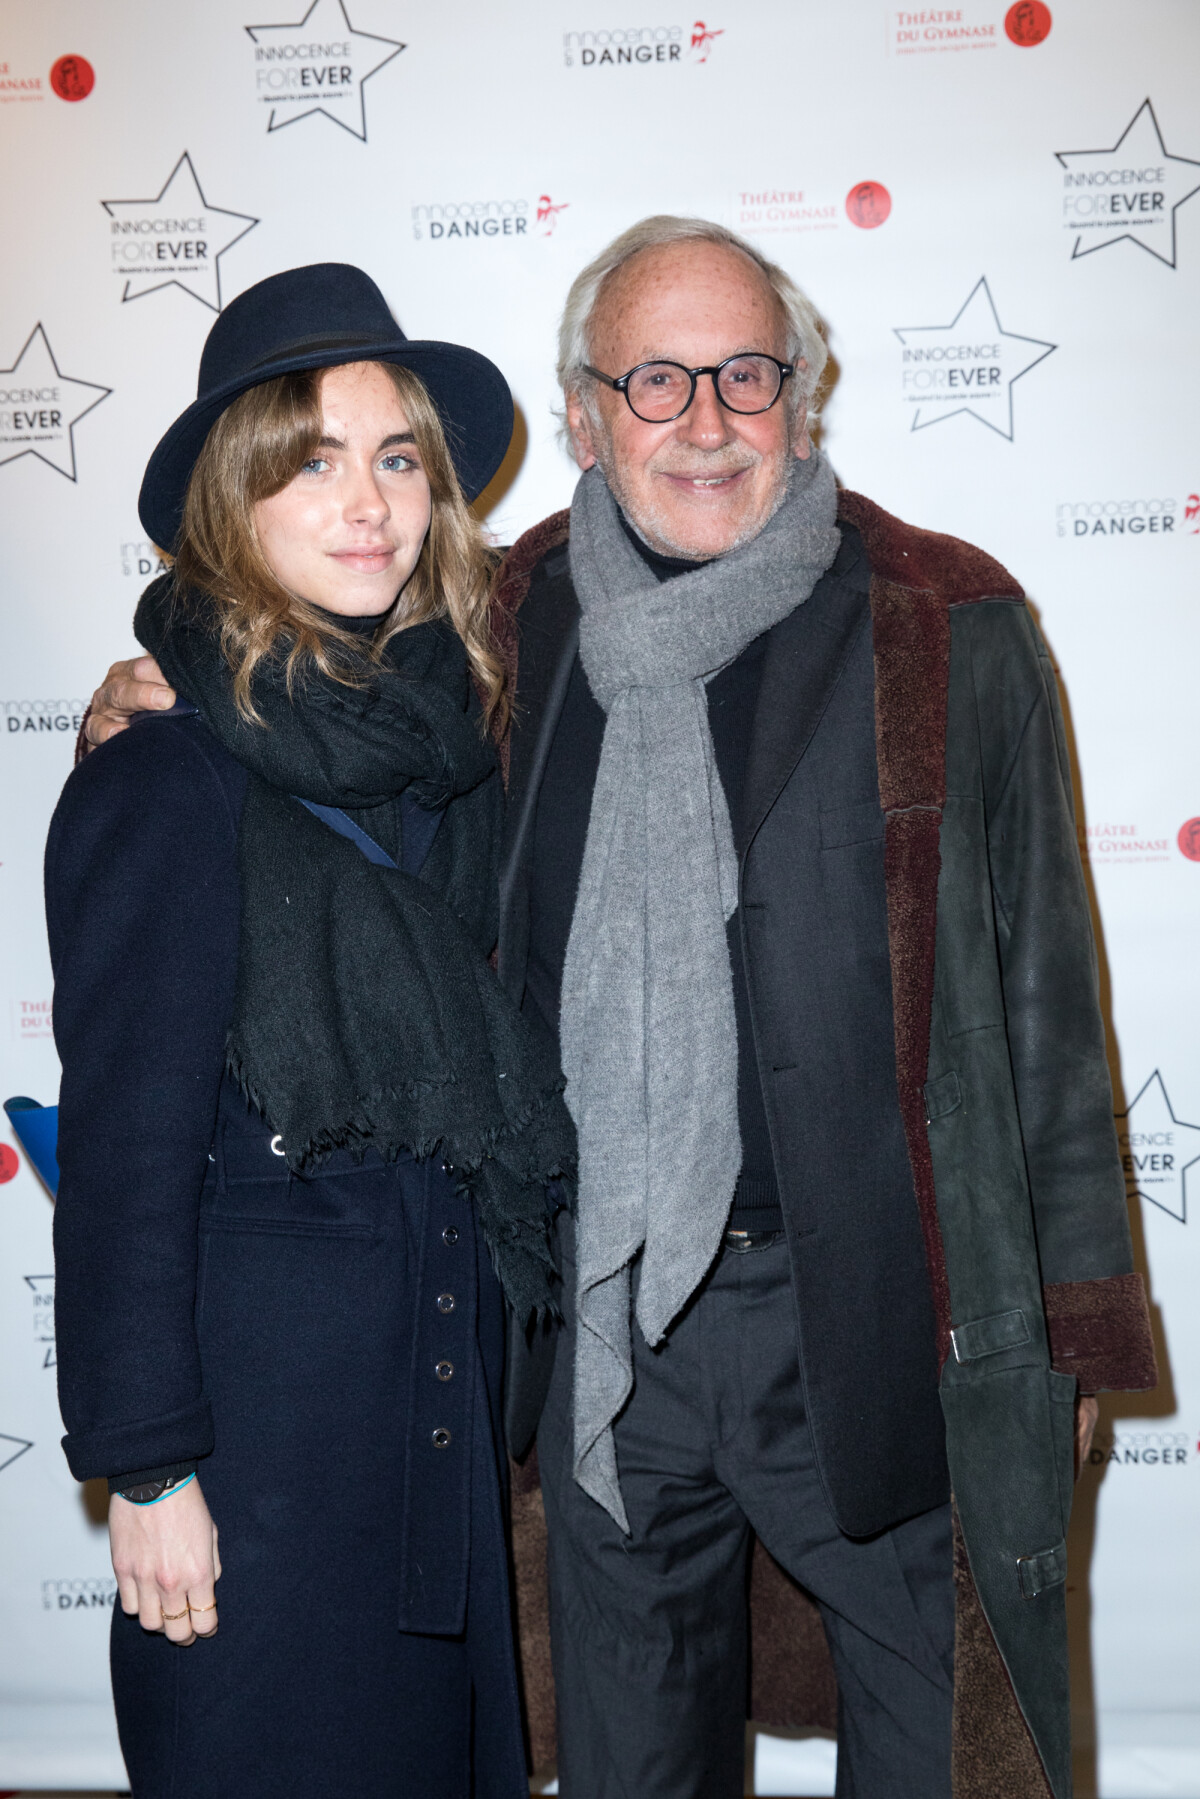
left=499, top=524, right=950, bottom=1538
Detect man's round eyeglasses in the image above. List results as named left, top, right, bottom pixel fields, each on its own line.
left=583, top=353, right=794, bottom=424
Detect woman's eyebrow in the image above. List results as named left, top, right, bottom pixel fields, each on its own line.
left=313, top=431, right=416, bottom=450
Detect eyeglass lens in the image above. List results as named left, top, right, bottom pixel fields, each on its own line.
left=625, top=355, right=783, bottom=421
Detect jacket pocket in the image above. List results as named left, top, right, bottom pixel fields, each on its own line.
left=924, top=1070, right=962, bottom=1121
left=203, top=1129, right=394, bottom=1237
left=819, top=798, right=884, bottom=850
left=199, top=1213, right=375, bottom=1240
left=940, top=1357, right=1074, bottom=1603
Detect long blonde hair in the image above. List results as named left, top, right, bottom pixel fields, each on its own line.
left=173, top=361, right=507, bottom=731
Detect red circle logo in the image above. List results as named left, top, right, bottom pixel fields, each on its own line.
left=1005, top=3, right=1052, bottom=46
left=50, top=55, right=95, bottom=100
left=1178, top=818, right=1200, bottom=861
left=845, top=182, right=892, bottom=230
left=0, top=1144, right=19, bottom=1184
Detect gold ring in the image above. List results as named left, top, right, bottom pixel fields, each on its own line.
left=161, top=1607, right=190, bottom=1621
left=189, top=1601, right=217, bottom=1613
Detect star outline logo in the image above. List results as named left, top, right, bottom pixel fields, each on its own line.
left=1055, top=98, right=1200, bottom=269
left=893, top=275, right=1056, bottom=441
left=0, top=325, right=111, bottom=483
left=1116, top=1070, right=1200, bottom=1224
left=245, top=0, right=405, bottom=141
left=0, top=1433, right=33, bottom=1477
left=101, top=151, right=259, bottom=314
left=24, top=1276, right=56, bottom=1366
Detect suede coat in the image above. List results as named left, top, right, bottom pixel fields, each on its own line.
left=488, top=491, right=1157, bottom=1799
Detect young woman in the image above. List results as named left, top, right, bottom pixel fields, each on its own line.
left=47, top=263, right=572, bottom=1798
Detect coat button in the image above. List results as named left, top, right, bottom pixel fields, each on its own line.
left=436, top=1360, right=454, bottom=1382
left=437, top=1292, right=455, bottom=1314
left=443, top=1225, right=459, bottom=1246
left=432, top=1428, right=452, bottom=1449
left=269, top=1134, right=285, bottom=1157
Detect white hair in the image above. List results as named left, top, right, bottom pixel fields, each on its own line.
left=556, top=214, right=828, bottom=429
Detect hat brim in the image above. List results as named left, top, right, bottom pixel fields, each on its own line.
left=138, top=338, right=514, bottom=551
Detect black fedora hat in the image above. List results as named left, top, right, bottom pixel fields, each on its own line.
left=138, top=262, right=513, bottom=550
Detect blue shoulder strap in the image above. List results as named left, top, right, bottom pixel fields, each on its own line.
left=293, top=794, right=443, bottom=877
left=294, top=798, right=397, bottom=868
left=398, top=794, right=444, bottom=876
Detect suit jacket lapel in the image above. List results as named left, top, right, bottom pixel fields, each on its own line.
left=741, top=529, right=872, bottom=854
left=497, top=554, right=580, bottom=995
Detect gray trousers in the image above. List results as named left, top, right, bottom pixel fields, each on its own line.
left=538, top=1217, right=954, bottom=1799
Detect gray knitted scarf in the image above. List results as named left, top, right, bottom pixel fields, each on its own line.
left=563, top=453, right=840, bottom=1529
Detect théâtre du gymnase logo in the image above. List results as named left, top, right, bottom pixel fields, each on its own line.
left=735, top=181, right=892, bottom=238
left=1056, top=99, right=1200, bottom=269
left=0, top=52, right=96, bottom=103
left=101, top=153, right=259, bottom=312
left=0, top=325, right=110, bottom=480
left=246, top=0, right=403, bottom=139
left=564, top=20, right=723, bottom=66
left=886, top=4, right=1053, bottom=56
left=893, top=277, right=1054, bottom=439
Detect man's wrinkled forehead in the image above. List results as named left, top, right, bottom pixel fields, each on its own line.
left=589, top=240, right=789, bottom=366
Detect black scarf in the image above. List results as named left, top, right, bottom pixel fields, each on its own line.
left=135, top=577, right=573, bottom=1322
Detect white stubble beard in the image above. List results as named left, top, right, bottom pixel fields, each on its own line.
left=587, top=405, right=798, bottom=561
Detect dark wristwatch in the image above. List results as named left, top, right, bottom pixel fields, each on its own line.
left=111, top=1464, right=197, bottom=1504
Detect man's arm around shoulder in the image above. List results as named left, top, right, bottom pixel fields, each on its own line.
left=78, top=654, right=176, bottom=755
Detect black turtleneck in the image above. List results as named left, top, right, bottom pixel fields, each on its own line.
left=322, top=606, right=392, bottom=636
left=523, top=521, right=779, bottom=1211
left=616, top=511, right=713, bottom=580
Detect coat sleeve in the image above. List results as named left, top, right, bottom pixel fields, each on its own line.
left=47, top=717, right=241, bottom=1481
left=975, top=603, right=1156, bottom=1394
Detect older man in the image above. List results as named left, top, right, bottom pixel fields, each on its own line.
left=88, top=219, right=1155, bottom=1799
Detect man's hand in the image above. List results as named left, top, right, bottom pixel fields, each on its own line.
left=109, top=1477, right=221, bottom=1645
left=83, top=655, right=176, bottom=749
left=1075, top=1394, right=1100, bottom=1478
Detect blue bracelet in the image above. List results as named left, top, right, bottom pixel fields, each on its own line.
left=125, top=1472, right=196, bottom=1507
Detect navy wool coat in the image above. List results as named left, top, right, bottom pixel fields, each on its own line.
left=46, top=708, right=526, bottom=1799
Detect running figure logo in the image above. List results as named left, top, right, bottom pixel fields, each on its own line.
left=690, top=20, right=724, bottom=61
left=1186, top=493, right=1200, bottom=533
left=537, top=195, right=570, bottom=236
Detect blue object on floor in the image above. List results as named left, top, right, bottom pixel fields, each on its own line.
left=4, top=1097, right=60, bottom=1197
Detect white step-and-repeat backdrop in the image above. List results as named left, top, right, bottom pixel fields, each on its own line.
left=1, top=1, right=1197, bottom=1792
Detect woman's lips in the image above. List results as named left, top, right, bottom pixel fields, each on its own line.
left=328, top=546, right=395, bottom=573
